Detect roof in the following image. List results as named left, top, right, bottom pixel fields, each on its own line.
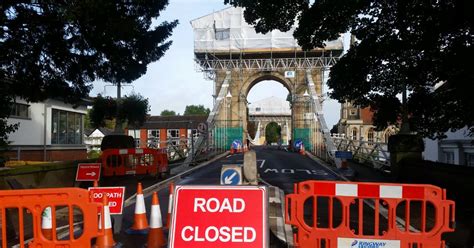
left=84, top=127, right=114, bottom=137
left=139, top=115, right=208, bottom=129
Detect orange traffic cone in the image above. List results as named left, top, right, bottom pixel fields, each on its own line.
left=243, top=144, right=248, bottom=152
left=93, top=180, right=99, bottom=187
left=94, top=195, right=116, bottom=248
left=41, top=206, right=53, bottom=240
left=127, top=182, right=149, bottom=234
left=146, top=192, right=166, bottom=247
left=300, top=144, right=306, bottom=156
left=166, top=183, right=174, bottom=229
left=230, top=145, right=234, bottom=155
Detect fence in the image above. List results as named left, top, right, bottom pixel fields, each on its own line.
left=332, top=135, right=391, bottom=172
left=286, top=180, right=455, bottom=248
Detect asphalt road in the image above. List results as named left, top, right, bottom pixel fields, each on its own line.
left=113, top=145, right=341, bottom=247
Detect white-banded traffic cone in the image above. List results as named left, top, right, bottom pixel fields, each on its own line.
left=146, top=192, right=166, bottom=247
left=94, top=195, right=116, bottom=248
left=166, top=183, right=174, bottom=229
left=300, top=144, right=306, bottom=156
left=127, top=182, right=149, bottom=234
left=93, top=180, right=99, bottom=187
left=41, top=206, right=53, bottom=240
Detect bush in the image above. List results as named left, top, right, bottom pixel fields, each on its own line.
left=87, top=150, right=102, bottom=159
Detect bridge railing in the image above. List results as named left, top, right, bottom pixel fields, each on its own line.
left=331, top=135, right=391, bottom=172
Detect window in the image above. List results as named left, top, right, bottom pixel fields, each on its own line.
left=10, top=103, right=29, bottom=118
left=51, top=109, right=83, bottom=144
left=128, top=129, right=141, bottom=147
left=444, top=152, right=455, bottom=164
left=367, top=128, right=375, bottom=143
left=147, top=129, right=160, bottom=148
left=351, top=128, right=358, bottom=140
left=167, top=129, right=180, bottom=146
left=215, top=28, right=230, bottom=40
left=255, top=107, right=261, bottom=112
left=465, top=153, right=474, bottom=166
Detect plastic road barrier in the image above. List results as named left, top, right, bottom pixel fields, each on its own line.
left=101, top=148, right=168, bottom=177
left=0, top=188, right=102, bottom=248
left=286, top=180, right=455, bottom=248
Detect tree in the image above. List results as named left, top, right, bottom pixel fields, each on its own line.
left=225, top=0, right=474, bottom=138
left=1, top=1, right=178, bottom=144
left=265, top=122, right=281, bottom=144
left=160, top=110, right=177, bottom=116
left=183, top=105, right=210, bottom=116
left=89, top=93, right=149, bottom=129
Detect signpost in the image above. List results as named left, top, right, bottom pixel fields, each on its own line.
left=335, top=151, right=353, bottom=159
left=221, top=165, right=242, bottom=185
left=169, top=185, right=268, bottom=248
left=76, top=163, right=101, bottom=181
left=88, top=187, right=125, bottom=215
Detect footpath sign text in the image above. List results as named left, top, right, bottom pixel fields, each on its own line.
left=76, top=163, right=101, bottom=181
left=88, top=187, right=125, bottom=215
left=169, top=185, right=267, bottom=248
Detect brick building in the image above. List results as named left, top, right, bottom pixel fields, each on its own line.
left=126, top=115, right=207, bottom=149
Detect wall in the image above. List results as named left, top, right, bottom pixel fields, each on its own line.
left=7, top=99, right=45, bottom=146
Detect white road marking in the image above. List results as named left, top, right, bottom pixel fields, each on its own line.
left=259, top=159, right=266, bottom=168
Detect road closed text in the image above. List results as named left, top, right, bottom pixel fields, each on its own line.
left=170, top=186, right=267, bottom=248
left=180, top=197, right=256, bottom=243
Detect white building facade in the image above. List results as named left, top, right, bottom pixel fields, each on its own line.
left=4, top=98, right=88, bottom=161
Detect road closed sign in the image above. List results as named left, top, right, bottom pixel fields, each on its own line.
left=169, top=185, right=268, bottom=248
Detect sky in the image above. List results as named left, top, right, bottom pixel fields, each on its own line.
left=90, top=0, right=342, bottom=128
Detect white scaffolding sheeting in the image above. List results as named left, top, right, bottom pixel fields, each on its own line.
left=191, top=7, right=343, bottom=53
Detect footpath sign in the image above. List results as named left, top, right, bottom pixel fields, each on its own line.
left=169, top=185, right=268, bottom=248
left=88, top=187, right=125, bottom=215
left=76, top=163, right=101, bottom=181
left=220, top=165, right=242, bottom=185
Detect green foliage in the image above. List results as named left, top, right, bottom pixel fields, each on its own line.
left=89, top=95, right=117, bottom=128
left=1, top=1, right=177, bottom=145
left=87, top=150, right=101, bottom=159
left=183, top=105, right=210, bottom=116
left=89, top=94, right=149, bottom=129
left=119, top=94, right=150, bottom=128
left=161, top=110, right=177, bottom=116
left=226, top=0, right=474, bottom=138
left=265, top=122, right=281, bottom=144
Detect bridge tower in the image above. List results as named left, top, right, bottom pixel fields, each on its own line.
left=187, top=7, right=344, bottom=166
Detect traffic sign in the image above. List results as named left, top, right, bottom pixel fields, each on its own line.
left=284, top=70, right=295, bottom=78
left=221, top=165, right=242, bottom=185
left=335, top=151, right=353, bottom=159
left=88, top=187, right=125, bottom=215
left=231, top=139, right=242, bottom=150
left=197, top=122, right=208, bottom=134
left=294, top=139, right=303, bottom=149
left=76, top=163, right=101, bottom=181
left=169, top=185, right=268, bottom=248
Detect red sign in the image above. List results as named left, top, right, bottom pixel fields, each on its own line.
left=169, top=186, right=267, bottom=248
left=76, top=163, right=101, bottom=181
left=88, top=187, right=126, bottom=215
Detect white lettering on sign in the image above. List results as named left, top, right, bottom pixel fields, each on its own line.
left=181, top=226, right=256, bottom=243
left=92, top=192, right=123, bottom=198
left=263, top=168, right=329, bottom=175
left=194, top=198, right=245, bottom=213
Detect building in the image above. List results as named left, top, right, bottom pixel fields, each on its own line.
left=126, top=115, right=207, bottom=149
left=247, top=96, right=291, bottom=145
left=338, top=101, right=397, bottom=143
left=84, top=127, right=114, bottom=152
left=423, top=128, right=474, bottom=166
left=3, top=98, right=89, bottom=161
